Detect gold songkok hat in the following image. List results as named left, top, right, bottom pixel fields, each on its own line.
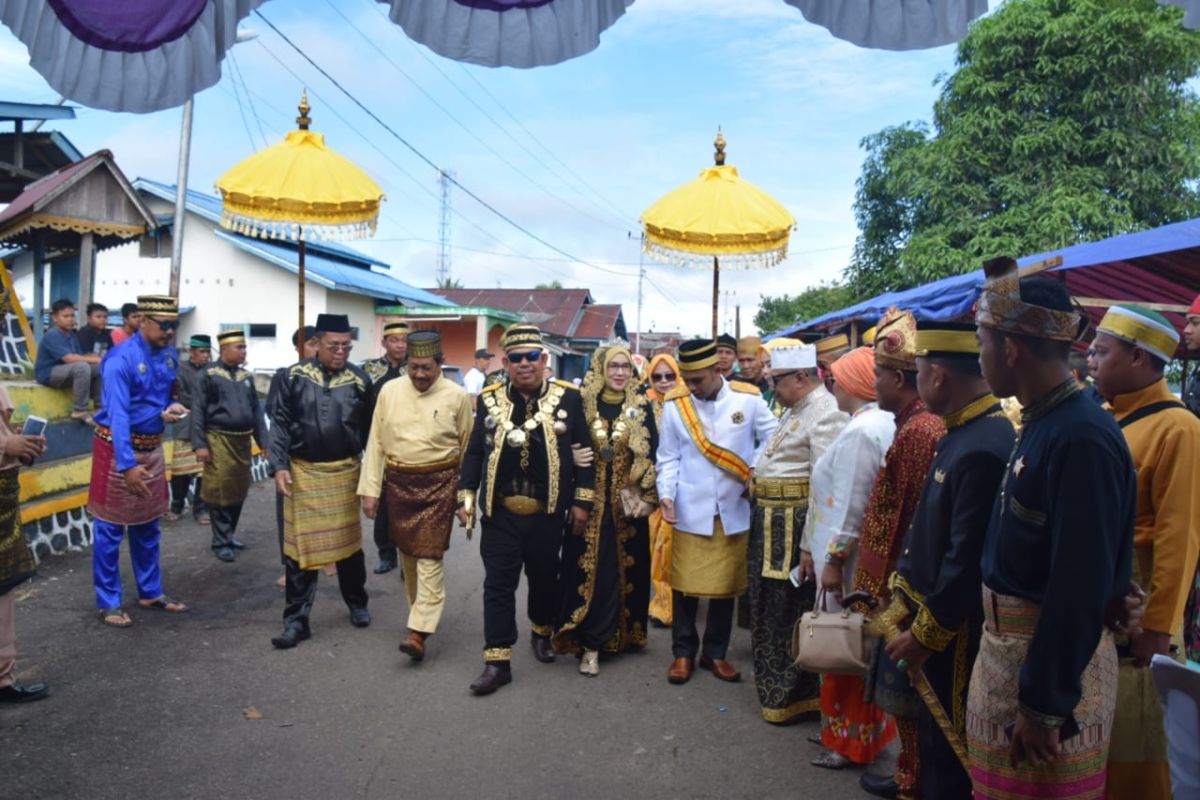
left=737, top=336, right=762, bottom=358
left=137, top=294, right=179, bottom=319
left=874, top=308, right=918, bottom=371
left=383, top=321, right=409, bottom=338
left=1096, top=304, right=1180, bottom=363
left=814, top=333, right=850, bottom=361
left=217, top=329, right=245, bottom=346
left=975, top=256, right=1085, bottom=342
left=861, top=325, right=877, bottom=346
left=407, top=330, right=442, bottom=359
left=501, top=324, right=543, bottom=352
left=915, top=321, right=979, bottom=357
left=677, top=339, right=719, bottom=372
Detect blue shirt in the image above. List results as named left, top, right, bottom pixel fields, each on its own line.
left=94, top=332, right=179, bottom=471
left=34, top=327, right=82, bottom=384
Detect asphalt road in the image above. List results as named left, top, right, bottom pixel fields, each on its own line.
left=3, top=481, right=893, bottom=799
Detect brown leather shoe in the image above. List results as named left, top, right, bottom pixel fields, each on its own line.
left=398, top=630, right=426, bottom=661
left=667, top=656, right=694, bottom=684
left=699, top=656, right=742, bottom=682
left=469, top=664, right=512, bottom=696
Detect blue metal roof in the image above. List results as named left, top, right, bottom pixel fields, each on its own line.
left=214, top=230, right=450, bottom=307
left=0, top=101, right=76, bottom=121
left=134, top=178, right=390, bottom=269
left=770, top=218, right=1200, bottom=338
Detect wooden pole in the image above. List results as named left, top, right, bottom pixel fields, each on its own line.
left=78, top=232, right=95, bottom=310
left=31, top=230, right=44, bottom=342
left=711, top=256, right=719, bottom=340
left=298, top=239, right=306, bottom=361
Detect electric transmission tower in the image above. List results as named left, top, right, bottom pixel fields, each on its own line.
left=436, top=169, right=453, bottom=286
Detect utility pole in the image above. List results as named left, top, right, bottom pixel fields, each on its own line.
left=437, top=169, right=453, bottom=286
left=628, top=231, right=645, bottom=354
left=735, top=304, right=741, bottom=339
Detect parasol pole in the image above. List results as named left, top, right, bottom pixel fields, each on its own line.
left=298, top=239, right=306, bottom=361
left=712, top=256, right=720, bottom=339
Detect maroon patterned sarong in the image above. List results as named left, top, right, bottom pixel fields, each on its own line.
left=384, top=457, right=459, bottom=560
left=87, top=433, right=169, bottom=526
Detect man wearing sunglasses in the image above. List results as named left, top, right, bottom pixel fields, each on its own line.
left=88, top=295, right=191, bottom=628
left=458, top=324, right=596, bottom=695
left=270, top=314, right=374, bottom=649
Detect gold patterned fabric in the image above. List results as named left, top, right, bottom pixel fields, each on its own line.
left=200, top=430, right=252, bottom=507
left=283, top=456, right=363, bottom=570
left=874, top=307, right=918, bottom=370
left=0, top=471, right=34, bottom=595
left=975, top=256, right=1086, bottom=342
left=671, top=517, right=748, bottom=598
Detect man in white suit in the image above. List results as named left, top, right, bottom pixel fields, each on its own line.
left=657, top=338, right=778, bottom=685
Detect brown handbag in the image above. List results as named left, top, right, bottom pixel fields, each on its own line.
left=790, top=589, right=873, bottom=676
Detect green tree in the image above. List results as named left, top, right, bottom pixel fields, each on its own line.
left=754, top=281, right=853, bottom=334
left=535, top=280, right=564, bottom=289
left=846, top=0, right=1200, bottom=297
left=436, top=275, right=463, bottom=289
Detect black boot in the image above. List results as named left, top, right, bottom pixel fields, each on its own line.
left=469, top=663, right=512, bottom=695
left=531, top=633, right=556, bottom=663
left=271, top=623, right=311, bottom=649
left=859, top=773, right=899, bottom=799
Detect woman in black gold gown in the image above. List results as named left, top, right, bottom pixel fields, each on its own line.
left=554, top=343, right=657, bottom=676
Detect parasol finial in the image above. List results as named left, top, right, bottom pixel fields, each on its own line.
left=296, top=91, right=312, bottom=130
left=714, top=127, right=726, bottom=166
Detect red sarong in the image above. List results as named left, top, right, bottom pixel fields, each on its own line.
left=87, top=434, right=168, bottom=526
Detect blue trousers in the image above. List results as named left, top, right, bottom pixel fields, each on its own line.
left=92, top=518, right=164, bottom=609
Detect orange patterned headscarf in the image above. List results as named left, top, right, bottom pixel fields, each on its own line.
left=831, top=346, right=877, bottom=402
left=645, top=353, right=680, bottom=402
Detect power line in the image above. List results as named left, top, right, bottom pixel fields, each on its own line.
left=223, top=54, right=259, bottom=153
left=321, top=0, right=628, bottom=234
left=252, top=8, right=624, bottom=278
left=228, top=50, right=270, bottom=149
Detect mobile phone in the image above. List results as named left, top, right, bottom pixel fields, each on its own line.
left=175, top=410, right=189, bottom=419
left=22, top=415, right=48, bottom=437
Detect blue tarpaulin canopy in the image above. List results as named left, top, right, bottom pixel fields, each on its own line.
left=769, top=218, right=1200, bottom=344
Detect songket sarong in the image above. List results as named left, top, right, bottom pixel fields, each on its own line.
left=648, top=508, right=674, bottom=624
left=0, top=470, right=35, bottom=595
left=87, top=428, right=168, bottom=525
left=747, top=479, right=819, bottom=723
left=967, top=586, right=1118, bottom=800
left=169, top=436, right=202, bottom=477
left=200, top=429, right=252, bottom=508
left=283, top=456, right=362, bottom=570
left=670, top=517, right=748, bottom=599
left=383, top=457, right=458, bottom=560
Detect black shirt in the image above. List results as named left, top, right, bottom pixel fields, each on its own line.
left=269, top=358, right=372, bottom=470
left=193, top=361, right=268, bottom=449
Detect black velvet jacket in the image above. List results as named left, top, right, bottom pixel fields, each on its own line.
left=192, top=361, right=268, bottom=449
left=268, top=358, right=372, bottom=470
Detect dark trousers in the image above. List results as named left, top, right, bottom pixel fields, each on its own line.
left=209, top=503, right=243, bottom=549
left=372, top=496, right=397, bottom=563
left=275, top=491, right=285, bottom=567
left=671, top=591, right=734, bottom=660
left=281, top=549, right=368, bottom=629
left=169, top=474, right=205, bottom=517
left=480, top=509, right=562, bottom=653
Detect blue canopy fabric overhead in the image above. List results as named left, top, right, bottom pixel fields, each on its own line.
left=770, top=217, right=1200, bottom=343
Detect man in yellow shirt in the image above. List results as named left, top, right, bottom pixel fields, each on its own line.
left=1091, top=303, right=1200, bottom=800
left=358, top=331, right=473, bottom=662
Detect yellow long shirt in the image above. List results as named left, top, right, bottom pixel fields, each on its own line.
left=1111, top=378, right=1200, bottom=636
left=357, top=374, right=473, bottom=499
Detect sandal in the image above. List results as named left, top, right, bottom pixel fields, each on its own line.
left=807, top=732, right=825, bottom=746
left=163, top=511, right=181, bottom=522
left=99, top=608, right=132, bottom=627
left=138, top=595, right=190, bottom=614
left=70, top=412, right=97, bottom=427
left=811, top=751, right=852, bottom=770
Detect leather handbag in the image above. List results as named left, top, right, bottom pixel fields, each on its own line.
left=790, top=589, right=872, bottom=676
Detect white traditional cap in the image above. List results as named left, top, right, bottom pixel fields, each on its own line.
left=768, top=344, right=817, bottom=373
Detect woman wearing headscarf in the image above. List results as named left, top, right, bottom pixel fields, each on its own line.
left=555, top=343, right=658, bottom=676
left=645, top=353, right=680, bottom=626
left=801, top=346, right=899, bottom=770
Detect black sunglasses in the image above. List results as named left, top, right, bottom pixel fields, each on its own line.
left=651, top=371, right=676, bottom=381
left=148, top=317, right=178, bottom=332
left=507, top=349, right=543, bottom=364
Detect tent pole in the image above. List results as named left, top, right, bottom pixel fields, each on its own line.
left=711, top=256, right=719, bottom=340
left=298, top=239, right=306, bottom=360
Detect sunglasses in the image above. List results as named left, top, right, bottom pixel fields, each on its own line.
left=507, top=349, right=543, bottom=364
left=651, top=372, right=676, bottom=381
left=325, top=342, right=354, bottom=353
left=147, top=317, right=178, bottom=332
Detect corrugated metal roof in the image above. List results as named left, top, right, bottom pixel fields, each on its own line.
left=573, top=303, right=624, bottom=340
left=431, top=288, right=594, bottom=336
left=0, top=101, right=76, bottom=121
left=215, top=230, right=451, bottom=307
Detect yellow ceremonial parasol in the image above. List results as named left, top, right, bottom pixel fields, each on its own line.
left=215, top=93, right=385, bottom=357
left=641, top=130, right=795, bottom=338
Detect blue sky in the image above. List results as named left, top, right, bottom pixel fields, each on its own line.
left=0, top=0, right=962, bottom=336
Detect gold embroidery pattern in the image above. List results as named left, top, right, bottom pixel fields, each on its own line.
left=574, top=488, right=595, bottom=502
left=480, top=382, right=568, bottom=515
left=289, top=360, right=366, bottom=392
left=207, top=365, right=252, bottom=383
left=529, top=622, right=553, bottom=637
left=483, top=647, right=512, bottom=662
left=912, top=606, right=956, bottom=652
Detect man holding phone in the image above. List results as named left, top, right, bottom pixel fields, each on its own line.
left=87, top=295, right=191, bottom=628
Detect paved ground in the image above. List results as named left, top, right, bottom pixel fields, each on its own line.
left=4, top=481, right=893, bottom=799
